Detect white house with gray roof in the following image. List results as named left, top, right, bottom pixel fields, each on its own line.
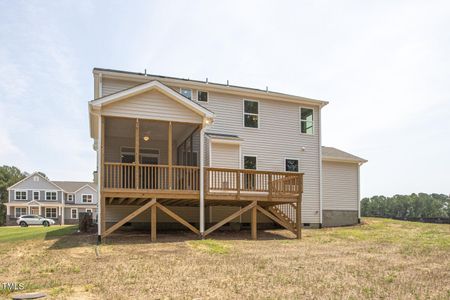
left=5, top=172, right=97, bottom=225
left=88, top=67, right=367, bottom=242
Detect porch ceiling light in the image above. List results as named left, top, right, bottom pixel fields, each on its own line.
left=143, top=135, right=150, bottom=142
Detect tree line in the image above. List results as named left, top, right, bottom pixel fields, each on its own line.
left=361, top=193, right=450, bottom=220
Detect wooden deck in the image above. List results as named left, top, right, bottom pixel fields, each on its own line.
left=103, top=164, right=301, bottom=204
left=100, top=163, right=303, bottom=241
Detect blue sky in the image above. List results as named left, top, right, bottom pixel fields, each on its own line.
left=0, top=0, right=449, bottom=197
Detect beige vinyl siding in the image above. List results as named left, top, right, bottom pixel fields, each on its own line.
left=323, top=161, right=358, bottom=210
left=204, top=91, right=321, bottom=224
left=101, top=77, right=321, bottom=224
left=210, top=143, right=240, bottom=168
left=102, top=90, right=202, bottom=124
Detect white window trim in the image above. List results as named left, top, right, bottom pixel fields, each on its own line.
left=82, top=194, right=93, bottom=203
left=242, top=155, right=258, bottom=170
left=284, top=158, right=300, bottom=173
left=45, top=191, right=58, bottom=201
left=67, top=194, right=74, bottom=202
left=299, top=107, right=314, bottom=135
left=243, top=99, right=260, bottom=129
left=33, top=190, right=40, bottom=201
left=45, top=207, right=57, bottom=218
left=197, top=90, right=209, bottom=103
left=180, top=88, right=193, bottom=100
left=14, top=190, right=28, bottom=201
left=71, top=208, right=78, bottom=219
left=15, top=207, right=27, bottom=218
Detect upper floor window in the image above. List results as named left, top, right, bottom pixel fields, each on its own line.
left=82, top=194, right=93, bottom=203
left=300, top=108, right=314, bottom=135
left=243, top=100, right=259, bottom=128
left=197, top=91, right=208, bottom=102
left=45, top=191, right=57, bottom=201
left=67, top=194, right=74, bottom=202
left=15, top=191, right=27, bottom=200
left=33, top=191, right=39, bottom=200
left=180, top=88, right=192, bottom=100
left=285, top=159, right=299, bottom=172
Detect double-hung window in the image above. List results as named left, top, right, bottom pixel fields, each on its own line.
left=45, top=208, right=57, bottom=218
left=82, top=194, right=93, bottom=203
left=71, top=208, right=78, bottom=219
left=46, top=191, right=57, bottom=201
left=15, top=191, right=27, bottom=200
left=244, top=100, right=259, bottom=128
left=180, top=88, right=192, bottom=100
left=67, top=194, right=74, bottom=202
left=15, top=207, right=27, bottom=217
left=33, top=191, right=40, bottom=200
left=300, top=108, right=314, bottom=134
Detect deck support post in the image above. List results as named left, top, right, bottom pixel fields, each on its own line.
left=168, top=121, right=173, bottom=189
left=100, top=194, right=106, bottom=238
left=135, top=119, right=140, bottom=189
left=199, top=122, right=206, bottom=238
left=251, top=204, right=257, bottom=240
left=151, top=204, right=157, bottom=242
left=296, top=174, right=303, bottom=239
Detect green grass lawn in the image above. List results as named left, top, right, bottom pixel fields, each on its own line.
left=0, top=225, right=78, bottom=243
left=0, top=218, right=449, bottom=299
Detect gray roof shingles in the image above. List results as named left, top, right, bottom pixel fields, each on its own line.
left=322, top=146, right=367, bottom=163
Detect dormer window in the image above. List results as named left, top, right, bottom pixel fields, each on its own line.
left=180, top=88, right=192, bottom=100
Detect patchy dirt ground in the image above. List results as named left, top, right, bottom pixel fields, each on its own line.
left=0, top=218, right=449, bottom=299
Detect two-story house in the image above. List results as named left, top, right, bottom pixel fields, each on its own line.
left=89, top=68, right=366, bottom=241
left=6, top=172, right=98, bottom=225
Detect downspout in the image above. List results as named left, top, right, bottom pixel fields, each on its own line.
left=357, top=163, right=361, bottom=223
left=318, top=106, right=323, bottom=228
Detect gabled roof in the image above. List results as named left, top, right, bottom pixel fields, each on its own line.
left=322, top=146, right=367, bottom=164
left=7, top=172, right=62, bottom=191
left=52, top=182, right=97, bottom=193
left=89, top=80, right=214, bottom=119
left=93, top=68, right=329, bottom=107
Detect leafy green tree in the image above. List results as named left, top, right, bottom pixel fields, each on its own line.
left=0, top=166, right=27, bottom=225
left=361, top=193, right=450, bottom=220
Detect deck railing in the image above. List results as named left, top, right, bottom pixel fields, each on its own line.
left=103, top=163, right=200, bottom=191
left=103, top=163, right=302, bottom=198
left=204, top=167, right=302, bottom=198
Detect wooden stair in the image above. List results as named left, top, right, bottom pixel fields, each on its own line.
left=268, top=204, right=297, bottom=233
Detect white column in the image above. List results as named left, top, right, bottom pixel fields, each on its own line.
left=97, top=115, right=102, bottom=236
left=61, top=205, right=65, bottom=225
left=199, top=124, right=206, bottom=236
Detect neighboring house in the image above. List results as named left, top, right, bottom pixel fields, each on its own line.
left=89, top=68, right=367, bottom=241
left=5, top=172, right=98, bottom=225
